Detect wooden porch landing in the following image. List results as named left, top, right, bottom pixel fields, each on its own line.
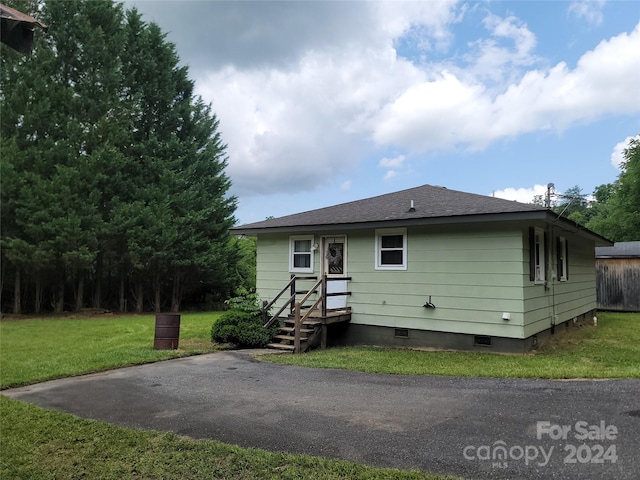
left=307, top=308, right=352, bottom=324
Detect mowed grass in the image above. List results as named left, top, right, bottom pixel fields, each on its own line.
left=263, top=312, right=640, bottom=379
left=0, top=312, right=224, bottom=388
left=0, top=396, right=448, bottom=480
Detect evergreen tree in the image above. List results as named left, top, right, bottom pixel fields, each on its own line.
left=1, top=0, right=238, bottom=313
left=1, top=0, right=62, bottom=312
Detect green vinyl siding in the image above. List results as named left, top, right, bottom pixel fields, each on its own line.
left=522, top=228, right=597, bottom=337
left=256, top=233, right=320, bottom=316
left=346, top=224, right=526, bottom=338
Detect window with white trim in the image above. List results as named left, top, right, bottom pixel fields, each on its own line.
left=289, top=236, right=314, bottom=273
left=533, top=228, right=545, bottom=283
left=557, top=236, right=568, bottom=281
left=375, top=228, right=407, bottom=270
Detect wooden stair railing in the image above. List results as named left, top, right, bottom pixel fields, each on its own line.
left=262, top=275, right=317, bottom=329
left=265, top=275, right=351, bottom=354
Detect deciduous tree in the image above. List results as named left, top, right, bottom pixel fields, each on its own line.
left=587, top=137, right=640, bottom=241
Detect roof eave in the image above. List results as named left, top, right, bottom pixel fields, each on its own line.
left=545, top=211, right=613, bottom=246
left=231, top=210, right=613, bottom=245
left=232, top=211, right=544, bottom=234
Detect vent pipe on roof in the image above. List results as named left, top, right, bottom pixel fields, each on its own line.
left=408, top=200, right=416, bottom=213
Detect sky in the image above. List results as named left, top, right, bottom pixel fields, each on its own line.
left=124, top=0, right=640, bottom=225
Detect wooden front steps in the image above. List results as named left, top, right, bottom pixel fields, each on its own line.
left=267, top=309, right=351, bottom=353
left=262, top=275, right=352, bottom=353
left=267, top=318, right=321, bottom=353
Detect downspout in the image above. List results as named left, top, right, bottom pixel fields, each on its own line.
left=548, top=225, right=556, bottom=332
left=320, top=236, right=326, bottom=312
left=320, top=236, right=326, bottom=277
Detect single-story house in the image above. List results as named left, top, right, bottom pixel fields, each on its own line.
left=595, top=241, right=640, bottom=312
left=231, top=184, right=612, bottom=353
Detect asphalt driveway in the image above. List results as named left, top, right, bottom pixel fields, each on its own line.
left=4, top=351, right=639, bottom=480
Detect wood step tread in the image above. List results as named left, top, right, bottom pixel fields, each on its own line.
left=274, top=335, right=308, bottom=342
left=279, top=327, right=314, bottom=333
left=267, top=343, right=295, bottom=350
left=284, top=319, right=322, bottom=326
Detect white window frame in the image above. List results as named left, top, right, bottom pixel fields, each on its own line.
left=558, top=236, right=568, bottom=282
left=289, top=235, right=315, bottom=273
left=375, top=228, right=407, bottom=270
left=534, top=227, right=545, bottom=284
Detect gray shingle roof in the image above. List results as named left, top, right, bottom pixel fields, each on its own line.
left=595, top=241, right=640, bottom=258
left=233, top=184, right=547, bottom=231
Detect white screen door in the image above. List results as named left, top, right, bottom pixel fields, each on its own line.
left=323, top=236, right=347, bottom=309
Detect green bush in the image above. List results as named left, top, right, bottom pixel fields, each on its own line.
left=211, top=310, right=278, bottom=348
left=224, top=287, right=263, bottom=316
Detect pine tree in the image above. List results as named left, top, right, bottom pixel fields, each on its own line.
left=1, top=0, right=238, bottom=313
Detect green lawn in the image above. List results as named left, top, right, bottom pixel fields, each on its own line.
left=0, top=312, right=452, bottom=480
left=0, top=312, right=223, bottom=388
left=263, top=312, right=640, bottom=379
left=0, top=396, right=447, bottom=480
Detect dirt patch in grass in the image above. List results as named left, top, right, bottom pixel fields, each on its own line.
left=534, top=324, right=595, bottom=353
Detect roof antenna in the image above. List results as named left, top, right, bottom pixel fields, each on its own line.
left=545, top=183, right=555, bottom=208
left=408, top=200, right=416, bottom=213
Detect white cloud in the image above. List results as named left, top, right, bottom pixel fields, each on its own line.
left=379, top=155, right=406, bottom=168
left=379, top=155, right=407, bottom=181
left=196, top=23, right=424, bottom=196
left=197, top=51, right=391, bottom=195
left=375, top=1, right=461, bottom=50
left=340, top=180, right=352, bottom=191
left=611, top=135, right=640, bottom=169
left=142, top=0, right=639, bottom=198
left=492, top=184, right=549, bottom=204
left=465, top=14, right=538, bottom=82
left=568, top=1, right=606, bottom=27
left=372, top=22, right=640, bottom=152
left=371, top=71, right=492, bottom=151
left=126, top=0, right=383, bottom=72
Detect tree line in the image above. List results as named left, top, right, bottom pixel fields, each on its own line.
left=533, top=137, right=639, bottom=242
left=1, top=0, right=251, bottom=314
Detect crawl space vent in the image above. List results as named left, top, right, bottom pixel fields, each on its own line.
left=474, top=335, right=492, bottom=347
left=395, top=328, right=409, bottom=338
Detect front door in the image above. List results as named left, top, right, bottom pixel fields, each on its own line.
left=323, top=236, right=347, bottom=310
